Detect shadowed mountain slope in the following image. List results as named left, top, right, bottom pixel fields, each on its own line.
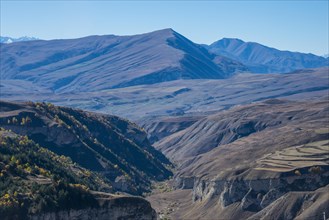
left=207, top=38, right=328, bottom=73
left=0, top=29, right=245, bottom=92
left=0, top=101, right=172, bottom=195
left=0, top=130, right=157, bottom=220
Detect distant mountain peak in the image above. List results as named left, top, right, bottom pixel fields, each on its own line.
left=157, top=27, right=175, bottom=32
left=0, top=36, right=39, bottom=44
left=221, top=37, right=245, bottom=42
left=141, top=28, right=178, bottom=38
left=208, top=38, right=328, bottom=73
left=212, top=38, right=246, bottom=49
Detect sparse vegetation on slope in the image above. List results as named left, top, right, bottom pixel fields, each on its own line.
left=0, top=101, right=172, bottom=195
left=0, top=129, right=108, bottom=219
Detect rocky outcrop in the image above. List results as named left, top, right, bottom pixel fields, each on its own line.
left=173, top=176, right=196, bottom=189
left=30, top=196, right=157, bottom=220
left=247, top=185, right=329, bottom=220
left=191, top=168, right=329, bottom=211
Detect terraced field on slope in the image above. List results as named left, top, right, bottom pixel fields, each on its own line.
left=255, top=139, right=329, bottom=172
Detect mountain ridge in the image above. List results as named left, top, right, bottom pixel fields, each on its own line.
left=207, top=37, right=328, bottom=73
left=2, top=29, right=327, bottom=92
left=1, top=29, right=245, bottom=92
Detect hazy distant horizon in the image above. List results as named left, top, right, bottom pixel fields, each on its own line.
left=1, top=1, right=328, bottom=55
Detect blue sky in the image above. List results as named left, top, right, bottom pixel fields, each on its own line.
left=1, top=1, right=328, bottom=55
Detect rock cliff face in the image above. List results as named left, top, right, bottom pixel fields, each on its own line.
left=181, top=170, right=328, bottom=220
left=170, top=139, right=329, bottom=219
left=30, top=196, right=156, bottom=220
left=173, top=173, right=329, bottom=220
left=191, top=168, right=329, bottom=209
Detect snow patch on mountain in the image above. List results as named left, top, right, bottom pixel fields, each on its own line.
left=0, top=36, right=39, bottom=44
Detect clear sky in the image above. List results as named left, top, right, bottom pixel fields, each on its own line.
left=1, top=0, right=328, bottom=55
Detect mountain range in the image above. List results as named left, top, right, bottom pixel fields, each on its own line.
left=0, top=29, right=244, bottom=92
left=1, top=29, right=327, bottom=93
left=207, top=38, right=328, bottom=73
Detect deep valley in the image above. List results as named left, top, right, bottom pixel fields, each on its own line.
left=0, top=28, right=328, bottom=220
